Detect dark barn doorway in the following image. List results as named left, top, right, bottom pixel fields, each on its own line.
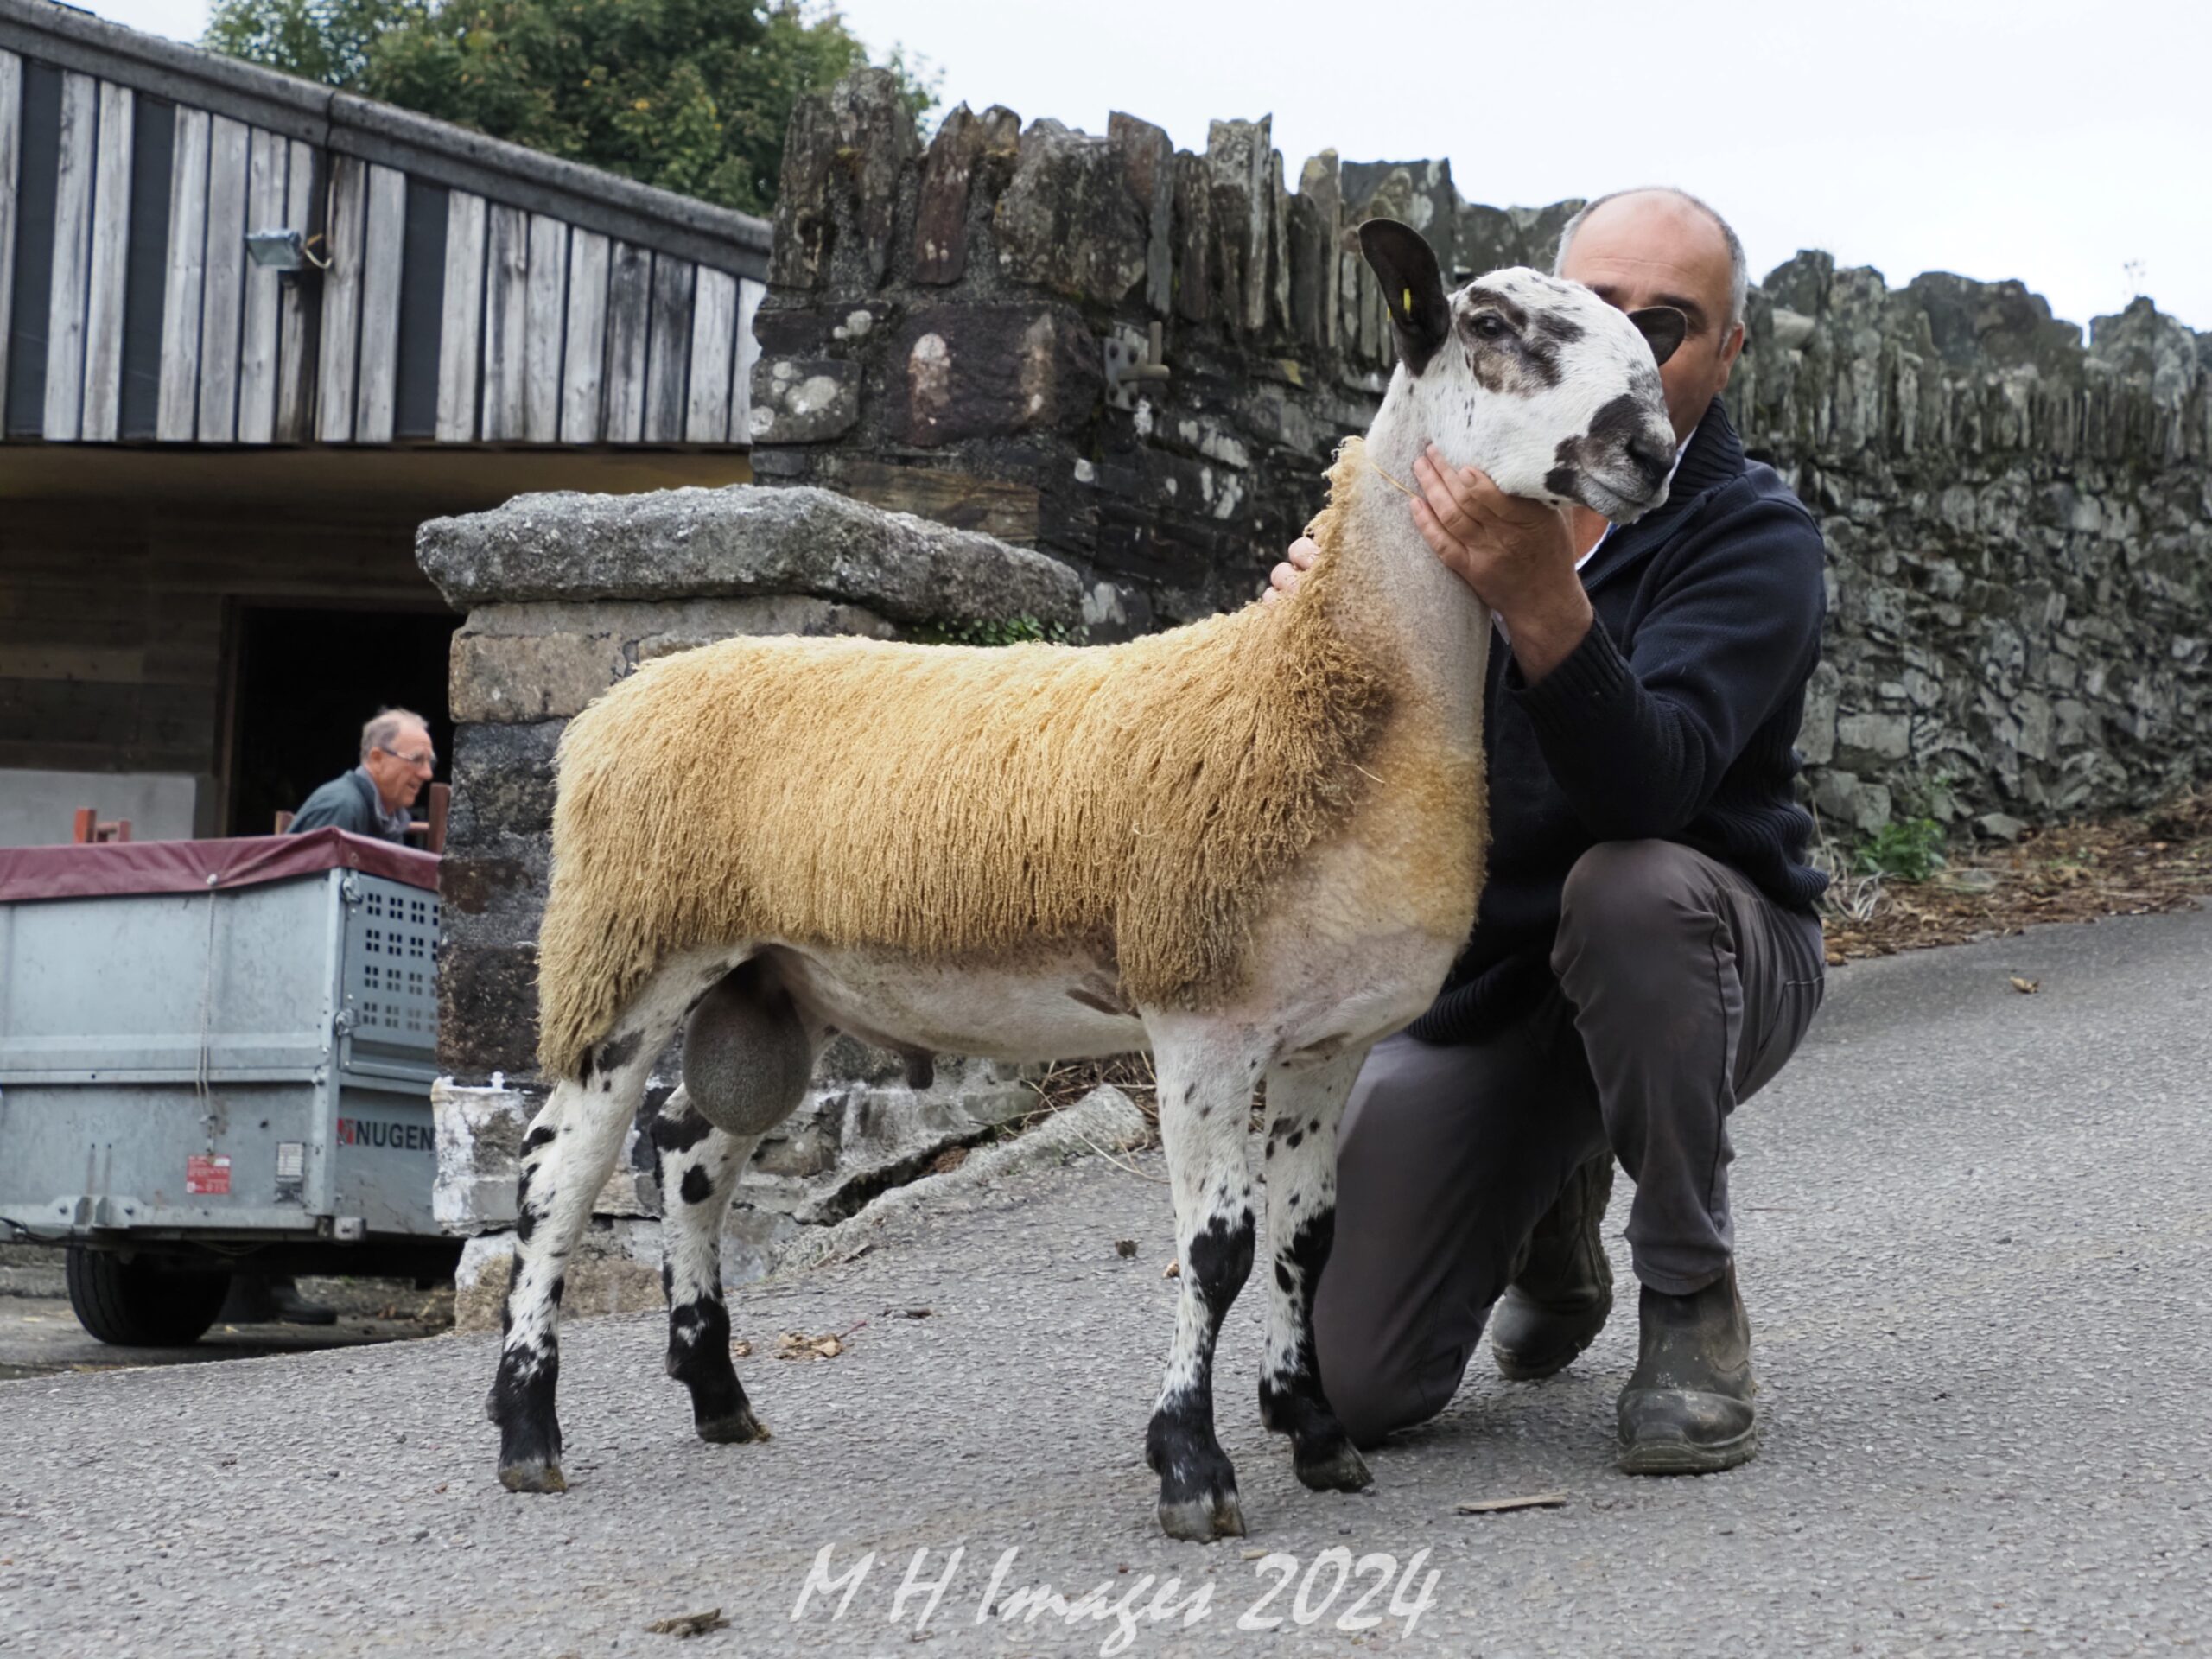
left=226, top=606, right=459, bottom=838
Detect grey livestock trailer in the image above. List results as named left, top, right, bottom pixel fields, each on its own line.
left=0, top=830, right=461, bottom=1344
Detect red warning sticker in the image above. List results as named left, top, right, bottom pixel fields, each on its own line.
left=186, top=1154, right=232, bottom=1196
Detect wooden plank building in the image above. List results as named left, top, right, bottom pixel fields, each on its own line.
left=0, top=0, right=768, bottom=842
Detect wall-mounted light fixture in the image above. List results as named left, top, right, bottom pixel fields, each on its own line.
left=244, top=228, right=331, bottom=273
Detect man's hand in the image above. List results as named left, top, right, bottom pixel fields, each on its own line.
left=1410, top=444, right=1594, bottom=683
left=1262, top=538, right=1319, bottom=604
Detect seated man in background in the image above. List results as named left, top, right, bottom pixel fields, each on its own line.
left=288, top=709, right=437, bottom=842
left=1267, top=187, right=1828, bottom=1472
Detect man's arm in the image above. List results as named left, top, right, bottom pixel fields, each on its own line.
left=1505, top=489, right=1825, bottom=840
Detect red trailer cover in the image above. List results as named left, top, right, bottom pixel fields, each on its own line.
left=0, top=829, right=439, bottom=904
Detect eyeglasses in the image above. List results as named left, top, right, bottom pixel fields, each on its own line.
left=379, top=747, right=437, bottom=772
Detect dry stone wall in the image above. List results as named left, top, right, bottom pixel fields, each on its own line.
left=752, top=70, right=2210, bottom=836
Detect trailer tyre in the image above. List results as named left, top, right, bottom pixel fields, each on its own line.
left=65, top=1249, right=232, bottom=1346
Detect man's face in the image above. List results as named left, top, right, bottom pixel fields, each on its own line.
left=365, top=722, right=435, bottom=811
left=1559, top=192, right=1745, bottom=444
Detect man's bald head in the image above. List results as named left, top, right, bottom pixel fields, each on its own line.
left=1554, top=187, right=1747, bottom=331
left=1552, top=187, right=1750, bottom=443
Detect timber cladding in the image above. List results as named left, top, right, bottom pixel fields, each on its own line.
left=0, top=497, right=435, bottom=782
left=0, top=4, right=769, bottom=449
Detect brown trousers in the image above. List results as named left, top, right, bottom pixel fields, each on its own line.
left=1312, top=839, right=1826, bottom=1447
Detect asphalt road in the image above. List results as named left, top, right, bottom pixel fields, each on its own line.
left=3, top=907, right=2208, bottom=1658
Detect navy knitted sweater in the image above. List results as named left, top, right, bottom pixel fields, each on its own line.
left=1408, top=398, right=1829, bottom=1044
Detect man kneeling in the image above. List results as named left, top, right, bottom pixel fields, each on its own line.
left=1267, top=187, right=1827, bottom=1471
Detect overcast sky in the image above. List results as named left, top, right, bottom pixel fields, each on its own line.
left=81, top=0, right=2212, bottom=334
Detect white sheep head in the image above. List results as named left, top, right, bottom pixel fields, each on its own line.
left=1359, top=219, right=1684, bottom=524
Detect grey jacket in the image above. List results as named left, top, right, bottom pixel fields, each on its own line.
left=287, top=768, right=409, bottom=842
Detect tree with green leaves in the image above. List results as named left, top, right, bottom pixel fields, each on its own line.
left=203, top=0, right=938, bottom=215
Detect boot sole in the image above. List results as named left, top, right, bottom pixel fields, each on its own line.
left=1617, top=1424, right=1758, bottom=1476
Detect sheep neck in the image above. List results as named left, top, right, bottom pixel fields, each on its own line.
left=1306, top=431, right=1492, bottom=747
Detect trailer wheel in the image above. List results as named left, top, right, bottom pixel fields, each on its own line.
left=64, top=1249, right=232, bottom=1346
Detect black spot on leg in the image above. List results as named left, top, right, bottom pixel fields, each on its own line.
left=650, top=1101, right=715, bottom=1155
left=1275, top=1260, right=1294, bottom=1293
left=660, top=1257, right=674, bottom=1300
left=522, top=1125, right=557, bottom=1153
left=679, top=1165, right=714, bottom=1205
left=1184, top=1211, right=1255, bottom=1324
left=594, top=1032, right=643, bottom=1077
left=1285, top=1129, right=1302, bottom=1150
left=548, top=1274, right=565, bottom=1307
left=515, top=1204, right=537, bottom=1243
left=664, top=1293, right=754, bottom=1438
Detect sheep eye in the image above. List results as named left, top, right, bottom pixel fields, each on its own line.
left=1467, top=313, right=1509, bottom=340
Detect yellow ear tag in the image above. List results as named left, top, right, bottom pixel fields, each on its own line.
left=1402, top=286, right=1412, bottom=315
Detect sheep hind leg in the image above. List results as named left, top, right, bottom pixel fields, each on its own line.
left=1258, top=1047, right=1372, bottom=1494
left=658, top=962, right=819, bottom=1445
left=1144, top=1025, right=1268, bottom=1543
left=651, top=1087, right=767, bottom=1444
left=486, top=982, right=692, bottom=1493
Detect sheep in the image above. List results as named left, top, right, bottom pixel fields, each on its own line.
left=485, top=219, right=1687, bottom=1542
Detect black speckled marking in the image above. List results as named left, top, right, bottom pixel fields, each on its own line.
left=678, top=1164, right=714, bottom=1205
left=1147, top=1208, right=1255, bottom=1527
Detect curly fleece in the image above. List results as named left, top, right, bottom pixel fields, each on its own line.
left=537, top=441, right=1433, bottom=1080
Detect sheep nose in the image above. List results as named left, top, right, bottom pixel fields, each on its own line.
left=1627, top=430, right=1672, bottom=487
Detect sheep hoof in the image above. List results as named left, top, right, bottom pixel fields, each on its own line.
left=696, top=1405, right=769, bottom=1445
left=1157, top=1488, right=1246, bottom=1543
left=498, top=1457, right=568, bottom=1494
left=1294, top=1440, right=1372, bottom=1493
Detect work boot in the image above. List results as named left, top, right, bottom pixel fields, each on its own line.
left=1490, top=1154, right=1615, bottom=1380
left=1617, top=1262, right=1758, bottom=1474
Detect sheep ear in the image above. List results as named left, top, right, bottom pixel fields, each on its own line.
left=1629, top=305, right=1688, bottom=367
left=1357, top=219, right=1451, bottom=376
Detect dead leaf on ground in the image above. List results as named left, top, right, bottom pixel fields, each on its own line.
left=730, top=1339, right=753, bottom=1358
left=775, top=1331, right=846, bottom=1360
left=2010, top=976, right=2041, bottom=994
left=1162, top=1260, right=1180, bottom=1279
left=1455, top=1492, right=1570, bottom=1515
left=1114, top=1238, right=1138, bottom=1258
left=900, top=1307, right=932, bottom=1319
left=644, top=1609, right=729, bottom=1637
left=929, top=1146, right=969, bottom=1175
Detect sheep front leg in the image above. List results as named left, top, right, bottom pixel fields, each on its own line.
left=1145, top=1027, right=1267, bottom=1542
left=1259, top=1048, right=1372, bottom=1494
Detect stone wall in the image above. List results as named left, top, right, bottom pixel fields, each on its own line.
left=750, top=70, right=2211, bottom=835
